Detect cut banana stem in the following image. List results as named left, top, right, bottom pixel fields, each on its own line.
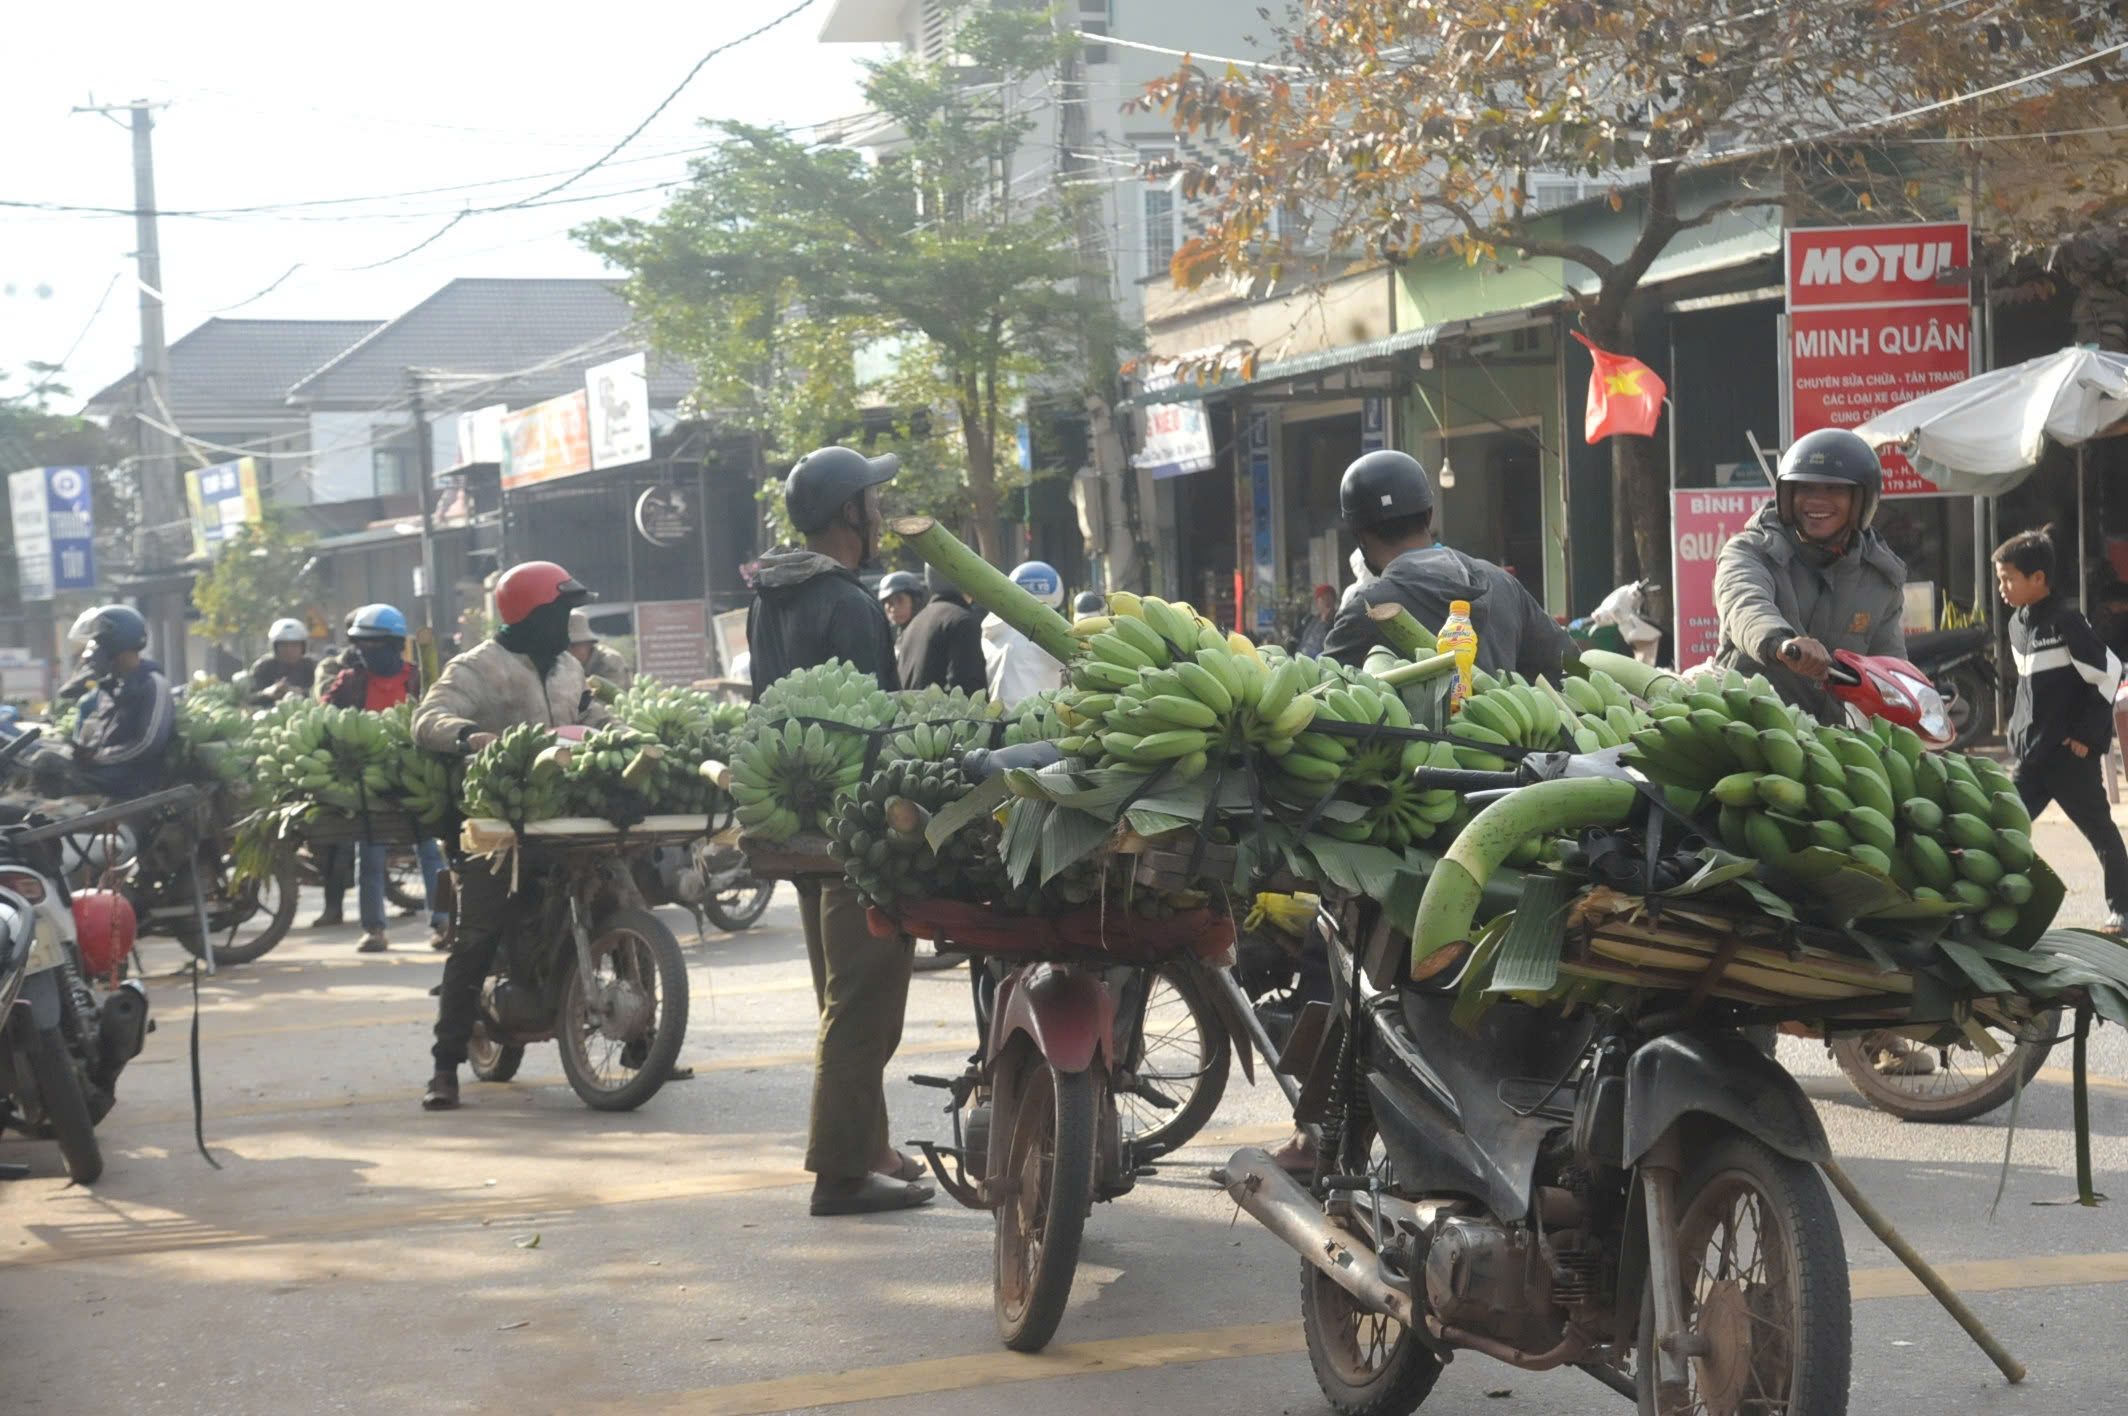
left=1365, top=602, right=1440, bottom=658
left=1378, top=651, right=1459, bottom=687
left=891, top=516, right=1080, bottom=663
left=1576, top=649, right=1681, bottom=702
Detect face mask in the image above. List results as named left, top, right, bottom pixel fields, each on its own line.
left=357, top=640, right=404, bottom=676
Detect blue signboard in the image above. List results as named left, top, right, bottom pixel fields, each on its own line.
left=8, top=466, right=94, bottom=601
left=1247, top=413, right=1274, bottom=632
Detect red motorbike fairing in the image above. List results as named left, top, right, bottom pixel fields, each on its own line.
left=988, top=963, right=1115, bottom=1075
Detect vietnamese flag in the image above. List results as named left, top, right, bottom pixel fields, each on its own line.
left=1571, top=330, right=1667, bottom=443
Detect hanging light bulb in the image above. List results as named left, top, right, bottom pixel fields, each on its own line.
left=1438, top=456, right=1456, bottom=489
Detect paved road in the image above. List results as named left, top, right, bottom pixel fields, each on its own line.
left=5, top=808, right=2127, bottom=1415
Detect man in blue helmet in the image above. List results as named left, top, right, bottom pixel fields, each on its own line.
left=982, top=560, right=1066, bottom=707
left=45, top=605, right=176, bottom=801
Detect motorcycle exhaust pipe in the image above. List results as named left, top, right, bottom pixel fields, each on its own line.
left=97, top=979, right=151, bottom=1071
left=1215, top=1147, right=1416, bottom=1327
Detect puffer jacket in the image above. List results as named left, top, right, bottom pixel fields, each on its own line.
left=746, top=548, right=898, bottom=698
left=1713, top=503, right=1907, bottom=724
left=412, top=640, right=609, bottom=754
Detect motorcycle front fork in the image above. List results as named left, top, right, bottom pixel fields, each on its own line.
left=1638, top=1135, right=1705, bottom=1401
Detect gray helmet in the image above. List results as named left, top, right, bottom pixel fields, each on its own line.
left=1778, top=428, right=1882, bottom=531
left=1339, top=450, right=1435, bottom=529
left=1072, top=591, right=1105, bottom=616
left=784, top=446, right=898, bottom=535
left=876, top=570, right=925, bottom=604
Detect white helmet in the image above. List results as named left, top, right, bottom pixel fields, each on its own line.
left=1008, top=560, right=1063, bottom=610
left=268, top=617, right=308, bottom=645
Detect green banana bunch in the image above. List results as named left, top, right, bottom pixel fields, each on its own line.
left=561, top=725, right=666, bottom=818
left=831, top=756, right=1009, bottom=909
left=886, top=684, right=997, bottom=763
left=727, top=660, right=890, bottom=842
left=462, top=723, right=567, bottom=822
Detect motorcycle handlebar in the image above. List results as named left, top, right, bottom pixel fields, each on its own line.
left=1408, top=766, right=1520, bottom=794
left=1779, top=640, right=1861, bottom=686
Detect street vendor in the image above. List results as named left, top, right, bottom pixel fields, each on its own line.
left=1323, top=449, right=1569, bottom=677
left=567, top=609, right=635, bottom=691
left=748, top=444, right=933, bottom=1217
left=1713, top=428, right=1907, bottom=724
left=411, top=561, right=611, bottom=1112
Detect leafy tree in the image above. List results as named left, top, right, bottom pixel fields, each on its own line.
left=190, top=506, right=318, bottom=654
left=581, top=5, right=1122, bottom=562
left=1143, top=0, right=2124, bottom=586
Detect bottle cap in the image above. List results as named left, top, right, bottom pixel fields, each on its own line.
left=1449, top=600, right=1471, bottom=615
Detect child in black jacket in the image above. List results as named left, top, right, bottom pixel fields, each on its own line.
left=1995, top=529, right=2128, bottom=931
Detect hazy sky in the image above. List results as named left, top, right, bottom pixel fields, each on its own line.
left=1, top=1, right=888, bottom=410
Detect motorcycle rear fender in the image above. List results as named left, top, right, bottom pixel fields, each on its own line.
left=987, top=964, right=1114, bottom=1075
left=1623, top=1029, right=1830, bottom=1168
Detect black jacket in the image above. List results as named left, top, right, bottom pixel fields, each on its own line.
left=1324, top=544, right=1570, bottom=680
left=69, top=658, right=176, bottom=799
left=896, top=587, right=988, bottom=694
left=2008, top=593, right=2121, bottom=768
left=745, top=548, right=899, bottom=699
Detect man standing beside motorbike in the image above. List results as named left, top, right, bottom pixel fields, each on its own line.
left=1714, top=428, right=1908, bottom=723
left=319, top=603, right=448, bottom=954
left=1323, top=450, right=1571, bottom=677
left=747, top=445, right=933, bottom=1216
left=412, top=562, right=609, bottom=1111
left=246, top=618, right=316, bottom=707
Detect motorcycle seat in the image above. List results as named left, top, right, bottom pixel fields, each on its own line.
left=1904, top=626, right=1989, bottom=658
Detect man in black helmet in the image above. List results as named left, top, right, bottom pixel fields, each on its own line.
left=895, top=565, right=988, bottom=694
left=1323, top=449, right=1571, bottom=678
left=1714, top=428, right=1907, bottom=725
left=747, top=446, right=901, bottom=697
left=747, top=446, right=933, bottom=1217
left=875, top=570, right=926, bottom=641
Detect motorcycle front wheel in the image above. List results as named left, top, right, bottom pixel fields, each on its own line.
left=701, top=876, right=774, bottom=932
left=1636, top=1131, right=1850, bottom=1416
left=993, top=1060, right=1095, bottom=1353
left=172, top=857, right=299, bottom=967
left=555, top=907, right=688, bottom=1111
left=26, top=1024, right=103, bottom=1184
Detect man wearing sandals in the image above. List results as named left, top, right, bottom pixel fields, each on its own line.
left=750, top=446, right=935, bottom=1215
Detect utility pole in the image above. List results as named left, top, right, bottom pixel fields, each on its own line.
left=407, top=370, right=441, bottom=642
left=75, top=97, right=186, bottom=671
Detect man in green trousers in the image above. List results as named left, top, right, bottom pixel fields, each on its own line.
left=746, top=445, right=934, bottom=1216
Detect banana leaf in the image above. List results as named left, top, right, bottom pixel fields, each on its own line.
left=1486, top=874, right=1573, bottom=994
left=1125, top=807, right=1197, bottom=838
left=1039, top=806, right=1113, bottom=886
left=1938, top=938, right=2017, bottom=997
left=1297, top=834, right=1418, bottom=903
left=999, top=796, right=1050, bottom=885
left=1451, top=914, right=1515, bottom=1030
left=1999, top=858, right=2067, bottom=950
left=1775, top=847, right=1918, bottom=921
left=1656, top=850, right=1760, bottom=898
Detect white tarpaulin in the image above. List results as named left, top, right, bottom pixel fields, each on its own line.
left=1853, top=346, right=2128, bottom=495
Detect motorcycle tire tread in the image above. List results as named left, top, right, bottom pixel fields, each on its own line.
left=28, top=1024, right=103, bottom=1184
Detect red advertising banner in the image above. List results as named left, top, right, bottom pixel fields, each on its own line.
left=1784, top=222, right=1972, bottom=497
left=1670, top=489, right=1774, bottom=670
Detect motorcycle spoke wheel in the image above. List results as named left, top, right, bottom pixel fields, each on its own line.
left=466, top=981, right=524, bottom=1084
left=555, top=908, right=688, bottom=1112
left=1831, top=1010, right=2057, bottom=1124
left=174, top=857, right=298, bottom=967
left=1117, top=962, right=1230, bottom=1155
left=993, top=1062, right=1094, bottom=1352
left=701, top=880, right=775, bottom=932
left=385, top=854, right=427, bottom=915
left=1300, top=1128, right=1439, bottom=1416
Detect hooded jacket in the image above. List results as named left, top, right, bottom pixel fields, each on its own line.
left=1324, top=543, right=1571, bottom=679
left=68, top=658, right=176, bottom=799
left=2007, top=593, right=2122, bottom=768
left=897, top=586, right=988, bottom=694
left=1713, top=503, right=1907, bottom=724
left=745, top=548, right=898, bottom=699
left=411, top=639, right=609, bottom=754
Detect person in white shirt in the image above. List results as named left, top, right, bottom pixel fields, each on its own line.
left=983, top=560, right=1067, bottom=707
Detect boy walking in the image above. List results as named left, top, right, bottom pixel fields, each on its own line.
left=1995, top=529, right=2128, bottom=932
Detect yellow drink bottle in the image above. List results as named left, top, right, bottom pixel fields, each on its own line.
left=1437, top=600, right=1478, bottom=713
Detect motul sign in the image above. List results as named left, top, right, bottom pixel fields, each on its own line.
left=1783, top=221, right=1973, bottom=497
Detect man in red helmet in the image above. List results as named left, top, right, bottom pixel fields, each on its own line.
left=411, top=560, right=610, bottom=1111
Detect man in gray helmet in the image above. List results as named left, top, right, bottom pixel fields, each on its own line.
left=1714, top=427, right=1907, bottom=725
left=1322, top=449, right=1570, bottom=678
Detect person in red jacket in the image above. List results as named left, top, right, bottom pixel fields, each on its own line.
left=319, top=603, right=447, bottom=953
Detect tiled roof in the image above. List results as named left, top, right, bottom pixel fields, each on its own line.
left=284, top=277, right=694, bottom=410
left=84, top=318, right=382, bottom=421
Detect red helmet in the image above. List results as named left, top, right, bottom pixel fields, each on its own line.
left=494, top=561, right=589, bottom=626
left=72, top=889, right=138, bottom=979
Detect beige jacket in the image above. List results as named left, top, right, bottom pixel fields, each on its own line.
left=412, top=640, right=609, bottom=753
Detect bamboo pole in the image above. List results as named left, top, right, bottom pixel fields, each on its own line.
left=890, top=516, right=1081, bottom=664
left=1820, top=1160, right=2026, bottom=1384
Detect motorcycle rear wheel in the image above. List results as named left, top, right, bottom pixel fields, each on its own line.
left=466, top=1014, right=524, bottom=1084
left=1940, top=663, right=1991, bottom=752
left=555, top=908, right=688, bottom=1112
left=385, top=851, right=427, bottom=915
left=1830, top=1011, right=2057, bottom=1124
left=172, top=858, right=299, bottom=967
left=701, top=878, right=774, bottom=932
left=1117, top=960, right=1230, bottom=1156
left=993, top=1061, right=1095, bottom=1352
left=27, top=1024, right=103, bottom=1184
left=1636, top=1131, right=1850, bottom=1416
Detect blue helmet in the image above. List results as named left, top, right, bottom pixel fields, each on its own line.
left=350, top=603, right=409, bottom=639
left=67, top=604, right=149, bottom=654
left=1009, top=560, right=1062, bottom=609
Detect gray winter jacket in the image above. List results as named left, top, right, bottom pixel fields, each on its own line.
left=1713, top=503, right=1907, bottom=724
left=412, top=639, right=610, bottom=754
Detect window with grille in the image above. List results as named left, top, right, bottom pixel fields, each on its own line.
left=1140, top=147, right=1176, bottom=282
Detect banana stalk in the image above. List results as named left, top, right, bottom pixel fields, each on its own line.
left=1377, top=651, right=1459, bottom=688
left=892, top=516, right=1080, bottom=664
left=1365, top=603, right=1439, bottom=658
left=1576, top=649, right=1681, bottom=702
left=1411, top=777, right=1637, bottom=974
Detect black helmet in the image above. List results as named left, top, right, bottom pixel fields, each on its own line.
left=1778, top=428, right=1882, bottom=531
left=784, top=446, right=899, bottom=535
left=1339, top=450, right=1435, bottom=529
left=877, top=570, right=925, bottom=604
left=1072, top=591, right=1105, bottom=616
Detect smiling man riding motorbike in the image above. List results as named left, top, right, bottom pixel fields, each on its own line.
left=1714, top=428, right=1908, bottom=725
left=411, top=561, right=610, bottom=1111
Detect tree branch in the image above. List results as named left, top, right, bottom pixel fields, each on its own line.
left=1675, top=193, right=1789, bottom=232
left=1420, top=195, right=1621, bottom=281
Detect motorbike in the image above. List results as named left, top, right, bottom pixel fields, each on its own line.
left=1802, top=647, right=2056, bottom=1120
left=1226, top=749, right=1851, bottom=1414
left=634, top=831, right=776, bottom=935
left=1571, top=580, right=1665, bottom=665
left=0, top=731, right=152, bottom=1184
left=464, top=835, right=690, bottom=1111
left=1903, top=625, right=1996, bottom=752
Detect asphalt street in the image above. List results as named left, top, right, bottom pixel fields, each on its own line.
left=5, top=808, right=2128, bottom=1415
